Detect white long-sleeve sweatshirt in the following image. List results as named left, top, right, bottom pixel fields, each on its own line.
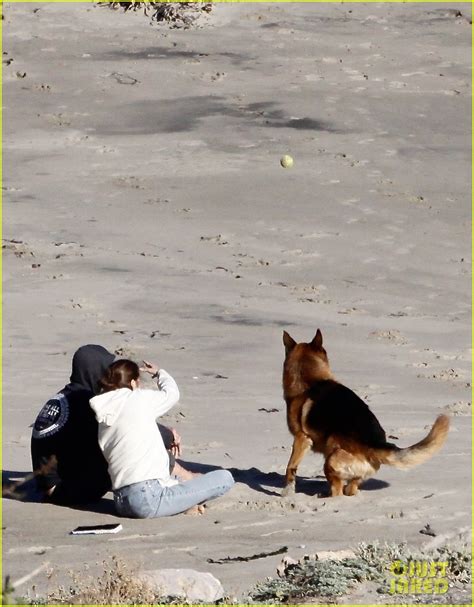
left=90, top=369, right=180, bottom=490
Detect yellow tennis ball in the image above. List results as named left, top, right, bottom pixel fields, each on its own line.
left=280, top=154, right=294, bottom=168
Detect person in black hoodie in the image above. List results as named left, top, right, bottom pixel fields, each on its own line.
left=31, top=345, right=116, bottom=505
left=31, top=345, right=191, bottom=506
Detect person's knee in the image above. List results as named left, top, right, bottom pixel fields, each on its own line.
left=214, top=469, right=234, bottom=490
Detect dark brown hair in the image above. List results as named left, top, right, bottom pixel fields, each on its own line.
left=99, top=359, right=140, bottom=393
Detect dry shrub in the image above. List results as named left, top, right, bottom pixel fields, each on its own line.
left=17, top=556, right=224, bottom=605
left=45, top=555, right=169, bottom=605
left=102, top=2, right=213, bottom=28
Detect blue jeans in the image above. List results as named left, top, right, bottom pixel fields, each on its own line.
left=114, top=470, right=234, bottom=518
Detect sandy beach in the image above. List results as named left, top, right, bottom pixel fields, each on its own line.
left=2, top=1, right=471, bottom=602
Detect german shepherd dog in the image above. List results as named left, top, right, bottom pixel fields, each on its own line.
left=282, top=329, right=450, bottom=497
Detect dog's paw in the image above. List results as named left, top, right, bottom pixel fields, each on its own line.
left=281, top=483, right=295, bottom=497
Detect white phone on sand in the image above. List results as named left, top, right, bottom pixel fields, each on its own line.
left=70, top=523, right=122, bottom=535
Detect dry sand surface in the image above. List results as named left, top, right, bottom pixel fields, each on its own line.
left=2, top=1, right=471, bottom=602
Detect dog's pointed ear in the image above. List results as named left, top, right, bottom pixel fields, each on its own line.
left=283, top=331, right=297, bottom=355
left=310, top=329, right=323, bottom=350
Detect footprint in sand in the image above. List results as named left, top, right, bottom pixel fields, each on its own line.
left=217, top=499, right=317, bottom=514
left=443, top=401, right=471, bottom=416
left=201, top=71, right=226, bottom=82
left=418, top=368, right=469, bottom=385
left=33, top=83, right=51, bottom=92
left=96, top=145, right=117, bottom=154
left=2, top=239, right=35, bottom=259
left=113, top=345, right=139, bottom=360
left=113, top=176, right=144, bottom=190
left=233, top=253, right=271, bottom=269
left=369, top=330, right=408, bottom=345
left=200, top=234, right=230, bottom=246
left=8, top=545, right=51, bottom=555
left=144, top=197, right=170, bottom=205
left=338, top=307, right=367, bottom=315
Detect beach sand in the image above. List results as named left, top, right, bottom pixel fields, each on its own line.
left=2, top=1, right=471, bottom=602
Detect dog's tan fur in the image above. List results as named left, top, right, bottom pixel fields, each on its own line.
left=282, top=329, right=450, bottom=497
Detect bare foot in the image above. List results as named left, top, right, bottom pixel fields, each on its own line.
left=184, top=504, right=206, bottom=516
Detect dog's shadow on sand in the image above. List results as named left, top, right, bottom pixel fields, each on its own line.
left=295, top=476, right=390, bottom=496
left=180, top=461, right=390, bottom=497
left=2, top=470, right=117, bottom=515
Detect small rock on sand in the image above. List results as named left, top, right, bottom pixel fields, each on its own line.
left=139, top=568, right=224, bottom=602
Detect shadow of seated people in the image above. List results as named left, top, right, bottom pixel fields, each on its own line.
left=2, top=469, right=117, bottom=515
left=179, top=461, right=285, bottom=497
left=66, top=496, right=117, bottom=516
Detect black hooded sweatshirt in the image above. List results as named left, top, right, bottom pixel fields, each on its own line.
left=31, top=345, right=115, bottom=505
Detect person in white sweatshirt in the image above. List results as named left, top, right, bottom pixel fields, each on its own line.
left=90, top=358, right=234, bottom=518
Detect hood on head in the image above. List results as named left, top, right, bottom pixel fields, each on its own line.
left=70, top=344, right=115, bottom=394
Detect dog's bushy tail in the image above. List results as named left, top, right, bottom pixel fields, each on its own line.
left=374, top=415, right=450, bottom=469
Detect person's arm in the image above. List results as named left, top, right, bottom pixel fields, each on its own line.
left=30, top=393, right=71, bottom=493
left=157, top=423, right=174, bottom=449
left=141, top=361, right=180, bottom=419
left=31, top=439, right=60, bottom=492
left=157, top=424, right=182, bottom=457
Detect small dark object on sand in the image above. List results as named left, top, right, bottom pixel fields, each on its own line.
left=208, top=546, right=288, bottom=564
left=419, top=524, right=437, bottom=537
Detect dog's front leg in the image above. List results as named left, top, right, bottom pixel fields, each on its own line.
left=282, top=432, right=313, bottom=496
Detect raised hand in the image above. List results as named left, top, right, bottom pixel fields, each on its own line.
left=140, top=360, right=159, bottom=376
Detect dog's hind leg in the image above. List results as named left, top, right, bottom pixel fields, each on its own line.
left=343, top=478, right=361, bottom=496
left=324, top=449, right=352, bottom=497
left=324, top=449, right=374, bottom=497
left=282, top=432, right=313, bottom=496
